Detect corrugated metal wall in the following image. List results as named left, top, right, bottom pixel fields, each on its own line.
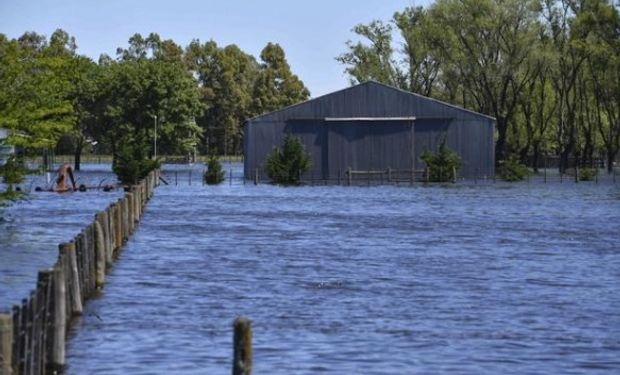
left=244, top=81, right=495, bottom=180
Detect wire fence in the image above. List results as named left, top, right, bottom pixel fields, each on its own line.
left=159, top=165, right=620, bottom=187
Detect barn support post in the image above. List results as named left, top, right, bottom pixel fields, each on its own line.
left=347, top=167, right=352, bottom=186
left=387, top=167, right=392, bottom=184
left=452, top=167, right=457, bottom=183
left=254, top=169, right=258, bottom=185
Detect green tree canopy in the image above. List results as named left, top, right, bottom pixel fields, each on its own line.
left=251, top=43, right=310, bottom=115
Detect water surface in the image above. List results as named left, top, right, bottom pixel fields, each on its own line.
left=14, top=165, right=620, bottom=374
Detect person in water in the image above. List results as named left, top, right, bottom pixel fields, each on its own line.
left=53, top=163, right=77, bottom=192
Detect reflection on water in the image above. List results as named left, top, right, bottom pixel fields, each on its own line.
left=4, top=163, right=620, bottom=374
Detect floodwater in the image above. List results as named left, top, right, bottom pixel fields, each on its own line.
left=3, top=163, right=620, bottom=374
left=0, top=164, right=122, bottom=304
left=63, top=164, right=620, bottom=374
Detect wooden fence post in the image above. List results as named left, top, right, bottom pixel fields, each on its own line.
left=0, top=312, right=13, bottom=375
left=115, top=201, right=123, bottom=248
left=94, top=220, right=106, bottom=289
left=36, top=269, right=52, bottom=374
left=60, top=242, right=83, bottom=315
left=49, top=261, right=66, bottom=373
left=101, top=210, right=113, bottom=268
left=126, top=193, right=134, bottom=234
left=232, top=317, right=252, bottom=375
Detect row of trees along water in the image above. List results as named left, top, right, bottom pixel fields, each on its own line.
left=0, top=30, right=310, bottom=171
left=338, top=0, right=620, bottom=173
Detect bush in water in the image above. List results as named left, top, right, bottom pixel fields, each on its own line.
left=420, top=141, right=461, bottom=182
left=265, top=133, right=312, bottom=185
left=204, top=154, right=225, bottom=185
left=499, top=155, right=529, bottom=181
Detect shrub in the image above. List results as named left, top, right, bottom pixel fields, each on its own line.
left=420, top=141, right=461, bottom=182
left=499, top=155, right=529, bottom=181
left=0, top=155, right=26, bottom=203
left=579, top=167, right=598, bottom=181
left=204, top=154, right=225, bottom=185
left=113, top=141, right=160, bottom=186
left=1, top=155, right=26, bottom=190
left=265, top=133, right=312, bottom=185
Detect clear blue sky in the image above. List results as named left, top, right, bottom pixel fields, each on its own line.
left=0, top=0, right=431, bottom=97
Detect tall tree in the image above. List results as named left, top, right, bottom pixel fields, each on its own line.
left=336, top=21, right=399, bottom=87
left=251, top=43, right=310, bottom=115
left=393, top=7, right=440, bottom=96
left=0, top=31, right=74, bottom=153
left=577, top=0, right=620, bottom=172
left=428, top=0, right=540, bottom=164
left=185, top=39, right=258, bottom=155
left=94, top=36, right=204, bottom=164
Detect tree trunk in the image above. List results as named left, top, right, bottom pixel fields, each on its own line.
left=532, top=142, right=541, bottom=173
left=74, top=137, right=84, bottom=171
left=495, top=117, right=508, bottom=166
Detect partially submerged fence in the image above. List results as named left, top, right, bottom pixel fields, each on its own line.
left=0, top=170, right=160, bottom=375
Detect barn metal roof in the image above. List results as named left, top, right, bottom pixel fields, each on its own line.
left=247, top=81, right=496, bottom=123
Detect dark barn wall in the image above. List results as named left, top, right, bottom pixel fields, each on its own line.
left=326, top=120, right=414, bottom=177
left=244, top=81, right=495, bottom=180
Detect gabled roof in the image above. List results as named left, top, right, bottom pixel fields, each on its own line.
left=247, top=81, right=495, bottom=123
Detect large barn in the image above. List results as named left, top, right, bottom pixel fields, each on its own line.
left=243, top=81, right=495, bottom=181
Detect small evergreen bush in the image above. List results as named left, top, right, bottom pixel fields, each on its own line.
left=265, top=133, right=312, bottom=185
left=113, top=141, right=160, bottom=186
left=204, top=154, right=225, bottom=185
left=499, top=155, right=529, bottom=181
left=1, top=155, right=26, bottom=190
left=420, top=141, right=461, bottom=182
left=0, top=155, right=26, bottom=203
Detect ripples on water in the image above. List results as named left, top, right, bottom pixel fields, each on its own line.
left=4, top=164, right=620, bottom=374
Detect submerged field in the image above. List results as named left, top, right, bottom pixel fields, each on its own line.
left=2, top=163, right=620, bottom=374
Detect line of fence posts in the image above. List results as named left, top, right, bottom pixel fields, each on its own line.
left=173, top=164, right=617, bottom=186
left=0, top=169, right=160, bottom=375
left=248, top=165, right=619, bottom=185
left=247, top=166, right=461, bottom=185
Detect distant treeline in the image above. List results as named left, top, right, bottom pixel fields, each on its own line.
left=338, top=0, right=620, bottom=172
left=0, top=30, right=309, bottom=168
